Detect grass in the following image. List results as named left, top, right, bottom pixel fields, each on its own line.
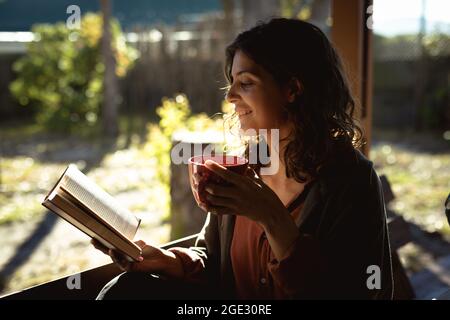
left=0, top=120, right=43, bottom=141
left=0, top=106, right=197, bottom=229
left=0, top=113, right=149, bottom=143
left=0, top=119, right=171, bottom=295
left=370, top=133, right=450, bottom=238
left=0, top=194, right=44, bottom=225
left=0, top=157, right=67, bottom=224
left=0, top=117, right=168, bottom=227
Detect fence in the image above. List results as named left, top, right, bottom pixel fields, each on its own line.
left=372, top=33, right=450, bottom=131
left=1, top=15, right=449, bottom=131
left=120, top=21, right=232, bottom=118
left=0, top=14, right=239, bottom=121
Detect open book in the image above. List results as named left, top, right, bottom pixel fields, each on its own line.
left=42, top=164, right=142, bottom=262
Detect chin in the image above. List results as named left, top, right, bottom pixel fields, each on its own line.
left=238, top=115, right=262, bottom=133
left=239, top=120, right=256, bottom=132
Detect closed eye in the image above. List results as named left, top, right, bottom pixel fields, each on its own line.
left=240, top=82, right=253, bottom=89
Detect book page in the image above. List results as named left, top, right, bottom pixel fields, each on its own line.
left=57, top=188, right=136, bottom=245
left=60, top=164, right=140, bottom=240
left=43, top=196, right=141, bottom=262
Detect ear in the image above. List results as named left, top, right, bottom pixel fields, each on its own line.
left=286, top=78, right=302, bottom=103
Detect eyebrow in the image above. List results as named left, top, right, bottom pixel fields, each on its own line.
left=231, top=69, right=260, bottom=80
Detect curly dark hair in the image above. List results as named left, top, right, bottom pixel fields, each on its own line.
left=224, top=18, right=364, bottom=182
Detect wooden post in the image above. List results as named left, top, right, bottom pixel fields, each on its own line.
left=169, top=140, right=210, bottom=240
left=100, top=0, right=119, bottom=137
left=331, top=0, right=373, bottom=157
left=169, top=131, right=224, bottom=240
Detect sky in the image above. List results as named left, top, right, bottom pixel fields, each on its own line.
left=0, top=0, right=221, bottom=32
left=0, top=0, right=449, bottom=36
left=373, top=0, right=450, bottom=36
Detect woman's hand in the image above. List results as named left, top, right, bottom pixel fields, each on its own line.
left=199, top=159, right=289, bottom=226
left=199, top=160, right=300, bottom=260
left=91, top=239, right=184, bottom=279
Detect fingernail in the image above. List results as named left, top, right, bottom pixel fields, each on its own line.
left=138, top=256, right=144, bottom=262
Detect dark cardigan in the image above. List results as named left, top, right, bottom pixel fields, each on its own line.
left=186, top=148, right=394, bottom=299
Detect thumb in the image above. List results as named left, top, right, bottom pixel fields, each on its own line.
left=246, top=167, right=267, bottom=189
left=134, top=240, right=147, bottom=249
left=246, top=167, right=261, bottom=181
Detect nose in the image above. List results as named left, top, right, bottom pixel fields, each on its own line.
left=226, top=83, right=239, bottom=104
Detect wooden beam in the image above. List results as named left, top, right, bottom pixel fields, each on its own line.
left=331, top=0, right=373, bottom=157
left=0, top=234, right=199, bottom=300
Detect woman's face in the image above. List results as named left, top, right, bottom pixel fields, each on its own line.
left=227, top=50, right=293, bottom=132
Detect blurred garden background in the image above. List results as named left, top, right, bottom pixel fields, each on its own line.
left=0, top=0, right=449, bottom=299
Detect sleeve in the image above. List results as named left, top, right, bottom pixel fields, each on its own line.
left=318, top=166, right=394, bottom=299
left=267, top=233, right=324, bottom=298
left=168, top=247, right=206, bottom=282
left=167, top=213, right=221, bottom=285
left=268, top=166, right=393, bottom=299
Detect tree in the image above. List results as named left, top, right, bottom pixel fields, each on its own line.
left=239, top=0, right=331, bottom=32
left=221, top=0, right=236, bottom=42
left=100, top=0, right=119, bottom=137
left=10, top=13, right=137, bottom=133
left=281, top=0, right=330, bottom=31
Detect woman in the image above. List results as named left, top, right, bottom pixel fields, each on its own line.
left=93, top=18, right=394, bottom=300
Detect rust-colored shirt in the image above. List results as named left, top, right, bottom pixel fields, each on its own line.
left=170, top=182, right=320, bottom=299
left=230, top=202, right=304, bottom=299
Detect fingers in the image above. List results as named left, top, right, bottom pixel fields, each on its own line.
left=246, top=167, right=260, bottom=180
left=205, top=183, right=237, bottom=199
left=193, top=172, right=201, bottom=185
left=245, top=168, right=266, bottom=189
left=199, top=203, right=208, bottom=212
left=192, top=173, right=200, bottom=193
left=205, top=193, right=237, bottom=210
left=204, top=160, right=241, bottom=184
left=91, top=239, right=109, bottom=255
left=207, top=205, right=235, bottom=216
left=92, top=239, right=143, bottom=264
left=134, top=240, right=147, bottom=249
left=134, top=240, right=146, bottom=261
left=109, top=249, right=132, bottom=271
left=202, top=181, right=239, bottom=212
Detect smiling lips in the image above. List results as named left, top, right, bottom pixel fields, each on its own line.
left=237, top=109, right=252, bottom=117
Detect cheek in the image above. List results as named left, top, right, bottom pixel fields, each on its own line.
left=240, top=85, right=287, bottom=129
left=254, top=96, right=286, bottom=128
left=243, top=104, right=284, bottom=131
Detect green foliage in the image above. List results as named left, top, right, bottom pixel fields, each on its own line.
left=374, top=32, right=450, bottom=58
left=281, top=0, right=319, bottom=21
left=281, top=0, right=305, bottom=19
left=144, top=94, right=226, bottom=186
left=9, top=13, right=138, bottom=132
left=143, top=94, right=232, bottom=219
left=423, top=32, right=450, bottom=57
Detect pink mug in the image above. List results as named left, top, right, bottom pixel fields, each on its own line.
left=188, top=155, right=248, bottom=207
